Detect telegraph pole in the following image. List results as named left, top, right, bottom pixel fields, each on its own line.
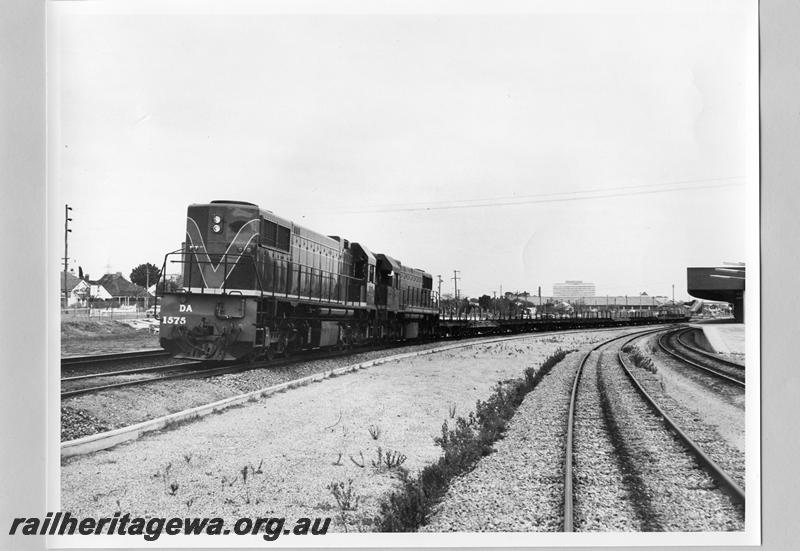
left=63, top=204, right=73, bottom=309
left=451, top=270, right=460, bottom=300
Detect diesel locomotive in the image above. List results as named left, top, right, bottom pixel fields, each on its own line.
left=157, top=200, right=689, bottom=362
left=157, top=200, right=438, bottom=361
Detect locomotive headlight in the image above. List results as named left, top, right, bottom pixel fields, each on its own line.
left=212, top=224, right=222, bottom=233
left=212, top=215, right=222, bottom=224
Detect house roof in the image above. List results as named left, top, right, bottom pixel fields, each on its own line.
left=94, top=273, right=149, bottom=298
left=60, top=271, right=87, bottom=292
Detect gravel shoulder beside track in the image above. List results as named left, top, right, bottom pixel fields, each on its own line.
left=600, top=350, right=743, bottom=531
left=61, top=330, right=631, bottom=531
left=626, top=334, right=745, bottom=489
left=421, top=352, right=581, bottom=532
left=62, top=342, right=462, bottom=441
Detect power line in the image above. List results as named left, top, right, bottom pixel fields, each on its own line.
left=345, top=176, right=741, bottom=210
left=332, top=177, right=744, bottom=214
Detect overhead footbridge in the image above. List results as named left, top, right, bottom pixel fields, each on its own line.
left=687, top=267, right=745, bottom=323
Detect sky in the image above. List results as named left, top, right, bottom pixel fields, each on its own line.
left=50, top=1, right=757, bottom=300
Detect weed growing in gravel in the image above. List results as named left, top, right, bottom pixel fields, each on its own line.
left=368, top=424, right=382, bottom=440
left=624, top=345, right=658, bottom=374
left=375, top=348, right=571, bottom=531
left=327, top=479, right=361, bottom=532
left=333, top=452, right=343, bottom=466
left=371, top=447, right=407, bottom=472
left=241, top=465, right=251, bottom=504
left=349, top=451, right=365, bottom=468
left=157, top=463, right=180, bottom=496
left=448, top=402, right=456, bottom=419
left=183, top=452, right=192, bottom=464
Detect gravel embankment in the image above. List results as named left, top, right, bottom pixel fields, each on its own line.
left=62, top=320, right=159, bottom=356
left=61, top=341, right=475, bottom=441
left=421, top=352, right=581, bottom=532
left=624, top=334, right=745, bottom=489
left=595, top=348, right=744, bottom=531
left=62, top=331, right=623, bottom=531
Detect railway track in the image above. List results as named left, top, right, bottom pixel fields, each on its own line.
left=61, top=349, right=170, bottom=369
left=657, top=328, right=745, bottom=387
left=61, top=361, right=205, bottom=398
left=564, top=329, right=744, bottom=531
left=61, top=325, right=657, bottom=400
left=677, top=327, right=745, bottom=368
left=60, top=342, right=415, bottom=399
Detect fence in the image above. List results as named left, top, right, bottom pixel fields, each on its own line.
left=61, top=307, right=150, bottom=321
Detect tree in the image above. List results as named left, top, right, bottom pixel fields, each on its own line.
left=130, top=263, right=161, bottom=288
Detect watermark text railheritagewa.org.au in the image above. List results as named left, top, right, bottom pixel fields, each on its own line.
left=9, top=512, right=331, bottom=541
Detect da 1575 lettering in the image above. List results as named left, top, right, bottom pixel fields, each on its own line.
left=162, top=316, right=186, bottom=325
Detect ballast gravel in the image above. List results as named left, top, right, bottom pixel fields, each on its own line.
left=597, top=346, right=743, bottom=531
left=572, top=350, right=644, bottom=531
left=625, top=334, right=745, bottom=489
left=62, top=330, right=630, bottom=531
left=421, top=352, right=582, bottom=532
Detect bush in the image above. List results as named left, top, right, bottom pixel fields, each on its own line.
left=374, top=348, right=571, bottom=531
left=627, top=345, right=658, bottom=374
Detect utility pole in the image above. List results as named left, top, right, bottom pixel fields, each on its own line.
left=452, top=270, right=460, bottom=301
left=672, top=284, right=675, bottom=304
left=436, top=274, right=443, bottom=313
left=63, top=204, right=73, bottom=310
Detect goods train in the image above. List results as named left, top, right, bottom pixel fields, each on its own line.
left=156, top=200, right=688, bottom=361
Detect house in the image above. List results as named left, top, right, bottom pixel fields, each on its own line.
left=60, top=271, right=90, bottom=307
left=92, top=272, right=149, bottom=307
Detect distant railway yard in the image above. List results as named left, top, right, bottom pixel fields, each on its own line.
left=61, top=319, right=746, bottom=533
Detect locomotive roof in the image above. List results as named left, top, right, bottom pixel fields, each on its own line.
left=375, top=253, right=431, bottom=278
left=350, top=242, right=376, bottom=262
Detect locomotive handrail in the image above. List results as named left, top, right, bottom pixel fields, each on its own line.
left=161, top=248, right=397, bottom=310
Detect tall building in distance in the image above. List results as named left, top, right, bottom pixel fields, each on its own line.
left=553, top=280, right=596, bottom=298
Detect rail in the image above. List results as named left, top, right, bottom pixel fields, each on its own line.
left=617, top=333, right=745, bottom=504
left=563, top=326, right=669, bottom=531
left=657, top=329, right=745, bottom=387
